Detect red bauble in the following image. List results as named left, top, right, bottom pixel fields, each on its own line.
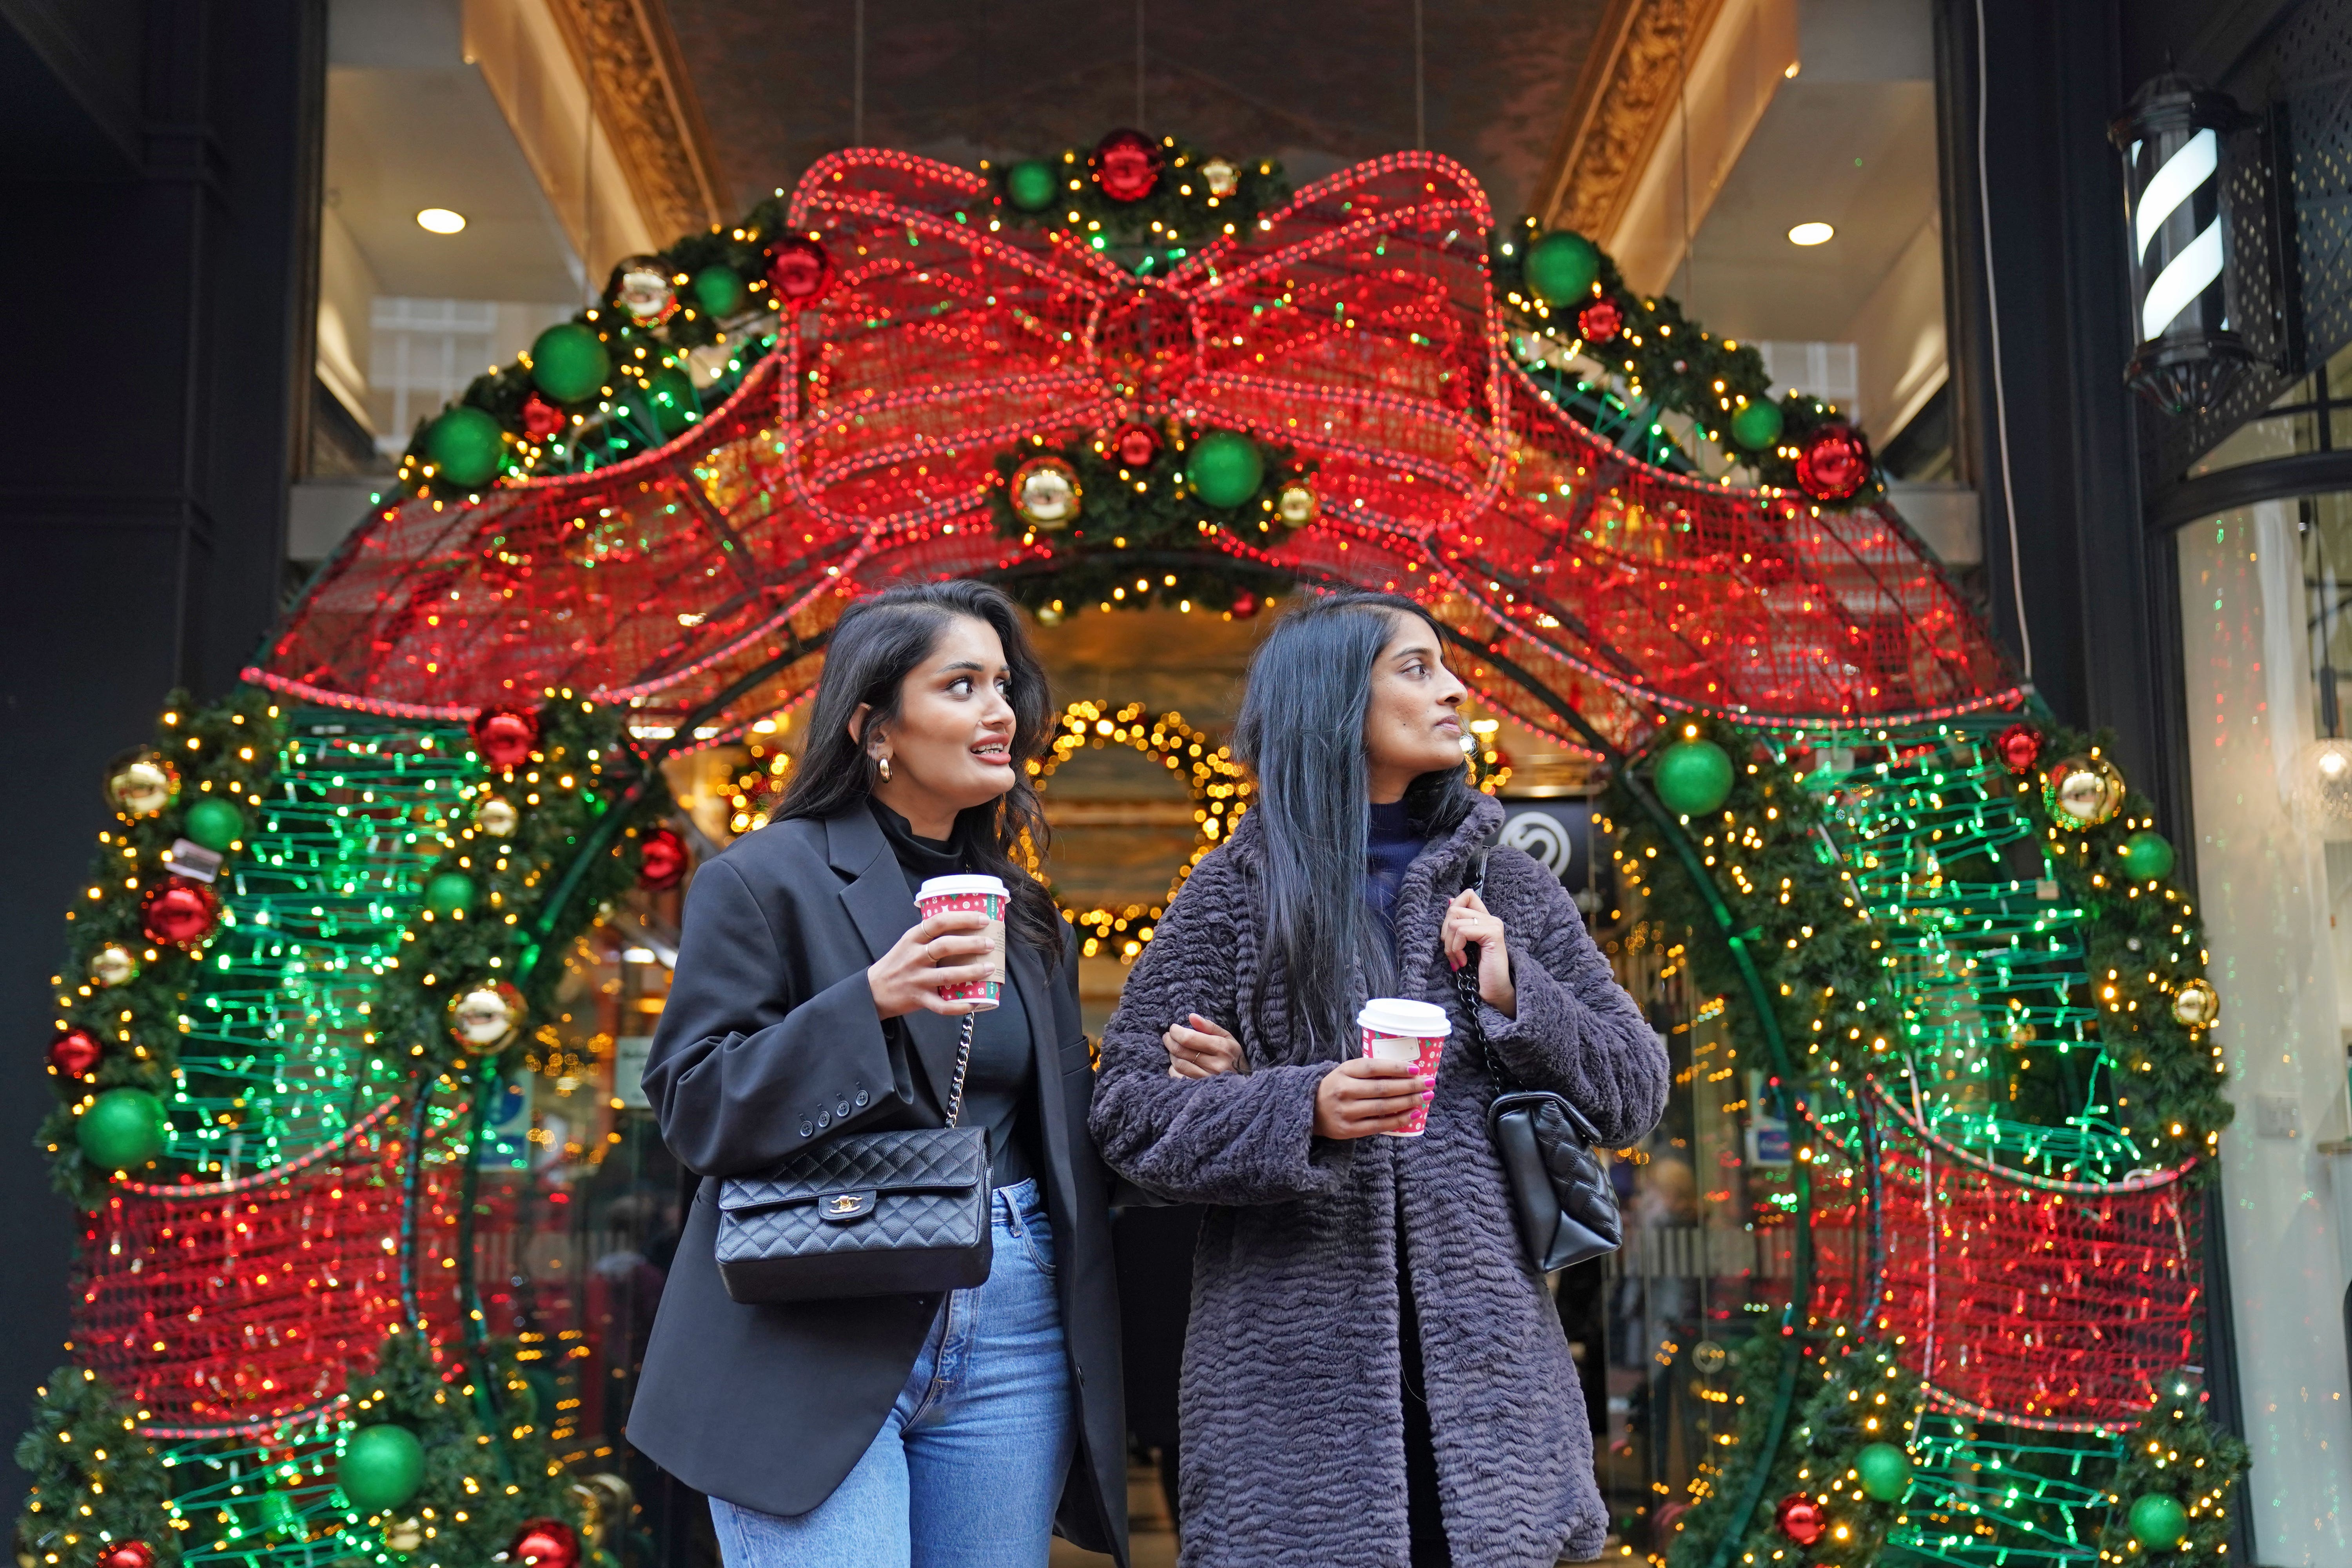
left=1092, top=129, right=1161, bottom=202
left=97, top=1544, right=156, bottom=1568
left=1577, top=298, right=1622, bottom=343
left=767, top=237, right=834, bottom=304
left=140, top=877, right=220, bottom=950
left=49, top=1028, right=103, bottom=1080
left=1230, top=592, right=1259, bottom=617
left=637, top=826, right=689, bottom=891
left=470, top=707, right=541, bottom=769
left=1112, top=421, right=1161, bottom=467
left=1774, top=1493, right=1827, bottom=1547
left=506, top=1519, right=579, bottom=1568
left=520, top=394, right=564, bottom=441
left=1993, top=722, right=2044, bottom=775
left=1794, top=423, right=1872, bottom=501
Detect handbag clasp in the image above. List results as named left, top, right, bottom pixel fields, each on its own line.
left=819, top=1191, right=876, bottom=1223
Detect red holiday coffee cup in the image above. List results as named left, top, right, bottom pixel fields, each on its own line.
left=915, top=874, right=1009, bottom=1010
left=1357, top=997, right=1450, bottom=1136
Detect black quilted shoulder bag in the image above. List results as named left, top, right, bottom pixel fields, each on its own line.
left=1454, top=847, right=1625, bottom=1273
left=713, top=1014, right=992, bottom=1304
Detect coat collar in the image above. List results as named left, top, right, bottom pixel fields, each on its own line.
left=1222, top=791, right=1504, bottom=882
left=824, top=804, right=967, bottom=1114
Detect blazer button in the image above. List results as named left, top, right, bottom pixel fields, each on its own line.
left=855, top=1090, right=870, bottom=1108
left=836, top=1098, right=852, bottom=1117
left=816, top=1111, right=831, bottom=1130
left=799, top=1121, right=814, bottom=1137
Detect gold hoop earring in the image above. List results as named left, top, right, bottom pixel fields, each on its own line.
left=876, top=755, right=891, bottom=782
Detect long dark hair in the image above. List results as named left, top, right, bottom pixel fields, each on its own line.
left=779, top=580, right=1063, bottom=966
left=1231, top=591, right=1482, bottom=1062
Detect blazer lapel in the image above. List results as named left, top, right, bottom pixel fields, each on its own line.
left=827, top=808, right=966, bottom=1116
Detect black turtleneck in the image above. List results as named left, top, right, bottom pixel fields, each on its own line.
left=868, top=799, right=1039, bottom=1189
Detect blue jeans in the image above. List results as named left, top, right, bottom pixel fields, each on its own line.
left=710, top=1180, right=1076, bottom=1568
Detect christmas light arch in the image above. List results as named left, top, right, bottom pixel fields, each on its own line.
left=18, top=128, right=2241, bottom=1568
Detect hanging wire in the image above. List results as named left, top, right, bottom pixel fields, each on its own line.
left=1976, top=0, right=2034, bottom=679
left=1136, top=0, right=1147, bottom=128
left=854, top=0, right=867, bottom=145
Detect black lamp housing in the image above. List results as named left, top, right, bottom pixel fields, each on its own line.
left=2111, top=73, right=2252, bottom=416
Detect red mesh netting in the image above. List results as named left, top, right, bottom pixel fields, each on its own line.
left=250, top=149, right=2013, bottom=744
left=1809, top=1112, right=2201, bottom=1432
left=72, top=1107, right=464, bottom=1437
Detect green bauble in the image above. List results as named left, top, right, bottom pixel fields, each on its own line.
left=1855, top=1442, right=1913, bottom=1503
left=339, top=1423, right=425, bottom=1514
left=692, top=266, right=746, bottom=318
left=423, top=406, right=505, bottom=488
left=1004, top=160, right=1058, bottom=213
left=531, top=322, right=610, bottom=403
left=182, top=797, right=244, bottom=853
left=1730, top=399, right=1785, bottom=452
left=1524, top=230, right=1601, bottom=307
left=1186, top=430, right=1264, bottom=508
left=423, top=871, right=476, bottom=915
left=77, top=1088, right=166, bottom=1171
left=643, top=365, right=697, bottom=438
left=2127, top=1493, right=2188, bottom=1550
left=2122, top=829, right=2175, bottom=882
left=1654, top=738, right=1735, bottom=817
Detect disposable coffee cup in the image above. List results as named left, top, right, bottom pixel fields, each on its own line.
left=915, top=874, right=1009, bottom=1010
left=1357, top=997, right=1451, bottom=1136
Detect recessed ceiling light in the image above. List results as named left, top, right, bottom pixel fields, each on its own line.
left=1788, top=222, right=1834, bottom=247
left=416, top=208, right=467, bottom=234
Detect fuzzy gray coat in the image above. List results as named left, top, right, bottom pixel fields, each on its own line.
left=1090, top=795, right=1668, bottom=1567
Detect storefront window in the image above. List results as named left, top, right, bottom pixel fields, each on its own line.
left=2186, top=343, right=2352, bottom=476
left=2173, top=496, right=2352, bottom=1563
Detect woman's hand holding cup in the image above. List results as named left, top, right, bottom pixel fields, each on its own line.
left=1312, top=1058, right=1432, bottom=1139
left=868, top=911, right=998, bottom=1019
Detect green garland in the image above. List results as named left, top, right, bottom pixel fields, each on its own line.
left=2094, top=1371, right=2247, bottom=1564
left=982, top=135, right=1288, bottom=267
left=1490, top=217, right=1880, bottom=505
left=985, top=428, right=1308, bottom=616
left=374, top=697, right=673, bottom=1080
left=1602, top=717, right=2230, bottom=1178
left=14, top=1368, right=180, bottom=1568
left=1666, top=1334, right=1923, bottom=1567
left=341, top=1332, right=579, bottom=1568
left=40, top=690, right=284, bottom=1207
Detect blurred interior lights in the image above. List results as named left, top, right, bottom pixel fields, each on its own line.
left=416, top=208, right=467, bottom=234
left=1787, top=222, right=1834, bottom=246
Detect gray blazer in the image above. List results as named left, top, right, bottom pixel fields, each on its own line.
left=628, top=805, right=1127, bottom=1561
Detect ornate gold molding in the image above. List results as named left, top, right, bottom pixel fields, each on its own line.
left=544, top=0, right=727, bottom=241
left=1535, top=0, right=1724, bottom=240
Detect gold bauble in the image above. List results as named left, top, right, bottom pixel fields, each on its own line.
left=1200, top=157, right=1241, bottom=198
left=2171, top=978, right=2220, bottom=1029
left=446, top=981, right=526, bottom=1053
left=384, top=1517, right=425, bottom=1554
left=2043, top=754, right=2126, bottom=829
left=105, top=750, right=180, bottom=817
left=475, top=795, right=521, bottom=838
left=2005, top=1018, right=2037, bottom=1050
left=1010, top=457, right=1081, bottom=530
left=1690, top=1340, right=1728, bottom=1374
left=90, top=945, right=139, bottom=987
left=1275, top=481, right=1319, bottom=527
left=1034, top=604, right=1063, bottom=626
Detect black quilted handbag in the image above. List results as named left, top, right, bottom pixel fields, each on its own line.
left=713, top=1015, right=992, bottom=1304
left=1454, top=848, right=1624, bottom=1273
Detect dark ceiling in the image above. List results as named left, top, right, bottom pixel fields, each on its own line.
left=666, top=0, right=1604, bottom=223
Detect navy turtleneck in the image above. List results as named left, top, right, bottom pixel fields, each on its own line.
left=1366, top=797, right=1425, bottom=945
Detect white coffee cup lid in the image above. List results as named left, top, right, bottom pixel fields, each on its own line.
left=1357, top=997, right=1452, bottom=1038
left=916, top=873, right=1010, bottom=900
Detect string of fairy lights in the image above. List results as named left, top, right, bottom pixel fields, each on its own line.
left=169, top=719, right=472, bottom=1175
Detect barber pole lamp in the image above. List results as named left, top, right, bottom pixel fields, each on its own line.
left=2111, top=74, right=2250, bottom=415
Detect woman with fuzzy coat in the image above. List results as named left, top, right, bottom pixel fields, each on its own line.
left=1089, top=591, right=1669, bottom=1567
